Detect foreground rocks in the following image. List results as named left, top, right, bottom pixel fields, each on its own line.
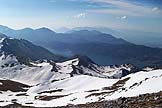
left=2, top=91, right=162, bottom=108
left=62, top=91, right=162, bottom=108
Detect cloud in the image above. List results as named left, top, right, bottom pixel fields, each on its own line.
left=152, top=7, right=159, bottom=12
left=87, top=0, right=162, bottom=17
left=73, top=13, right=86, bottom=18
left=116, top=15, right=127, bottom=20
left=121, top=16, right=127, bottom=19
left=89, top=9, right=140, bottom=16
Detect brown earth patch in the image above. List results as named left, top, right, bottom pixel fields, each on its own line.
left=0, top=80, right=30, bottom=92
left=37, top=89, right=63, bottom=94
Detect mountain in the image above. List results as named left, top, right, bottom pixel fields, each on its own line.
left=71, top=27, right=162, bottom=48
left=1, top=25, right=162, bottom=68
left=0, top=25, right=56, bottom=45
left=64, top=30, right=128, bottom=44
left=1, top=25, right=162, bottom=48
left=0, top=34, right=138, bottom=83
left=0, top=34, right=64, bottom=64
left=116, top=29, right=162, bottom=48
left=0, top=51, right=137, bottom=85
left=55, top=42, right=162, bottom=67
left=0, top=25, right=129, bottom=45
left=71, top=26, right=121, bottom=37
left=0, top=33, right=137, bottom=83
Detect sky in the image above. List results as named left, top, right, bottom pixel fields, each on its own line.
left=0, top=0, right=162, bottom=33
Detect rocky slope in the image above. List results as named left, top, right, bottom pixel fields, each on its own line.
left=59, top=91, right=162, bottom=108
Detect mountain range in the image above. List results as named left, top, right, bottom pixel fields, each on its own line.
left=1, top=25, right=162, bottom=48
left=55, top=26, right=162, bottom=48
left=0, top=25, right=162, bottom=68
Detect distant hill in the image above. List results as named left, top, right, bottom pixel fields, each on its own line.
left=71, top=26, right=162, bottom=48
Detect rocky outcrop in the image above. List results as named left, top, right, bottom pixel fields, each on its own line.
left=60, top=91, right=162, bottom=108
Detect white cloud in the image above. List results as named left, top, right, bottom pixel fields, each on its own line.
left=152, top=7, right=159, bottom=12
left=73, top=13, right=86, bottom=18
left=87, top=0, right=162, bottom=17
left=116, top=15, right=127, bottom=20
left=121, top=16, right=127, bottom=19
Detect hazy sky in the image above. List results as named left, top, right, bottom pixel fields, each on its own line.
left=0, top=0, right=162, bottom=33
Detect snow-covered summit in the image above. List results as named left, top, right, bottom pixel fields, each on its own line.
left=0, top=51, right=138, bottom=86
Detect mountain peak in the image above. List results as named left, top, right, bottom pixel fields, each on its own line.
left=35, top=27, right=55, bottom=33
left=20, top=28, right=34, bottom=31
left=77, top=55, right=96, bottom=66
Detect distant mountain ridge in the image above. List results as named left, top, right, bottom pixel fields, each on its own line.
left=58, top=26, right=162, bottom=48
left=1, top=25, right=162, bottom=47
left=0, top=25, right=129, bottom=45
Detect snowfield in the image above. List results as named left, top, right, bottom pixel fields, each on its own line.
left=0, top=69, right=162, bottom=107
left=0, top=54, right=134, bottom=85
left=0, top=54, right=54, bottom=85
